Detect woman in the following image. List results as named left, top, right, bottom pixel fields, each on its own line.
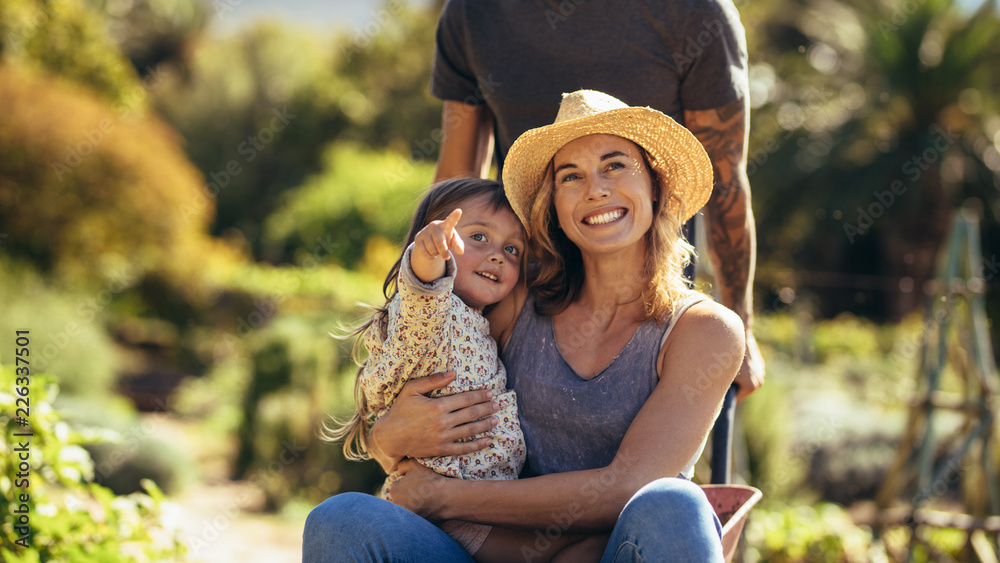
left=303, top=90, right=744, bottom=562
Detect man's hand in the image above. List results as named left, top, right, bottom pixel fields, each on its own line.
left=734, top=331, right=764, bottom=402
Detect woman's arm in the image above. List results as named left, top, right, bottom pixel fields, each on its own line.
left=368, top=372, right=499, bottom=474
left=391, top=301, right=745, bottom=532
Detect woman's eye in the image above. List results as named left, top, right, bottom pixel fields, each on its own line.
left=471, top=233, right=486, bottom=242
left=607, top=161, right=626, bottom=171
left=559, top=172, right=580, bottom=183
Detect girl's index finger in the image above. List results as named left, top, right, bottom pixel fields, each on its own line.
left=443, top=208, right=464, bottom=255
left=442, top=208, right=462, bottom=232
left=450, top=231, right=465, bottom=255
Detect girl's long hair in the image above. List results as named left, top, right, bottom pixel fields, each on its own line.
left=322, top=178, right=515, bottom=461
left=528, top=146, right=695, bottom=322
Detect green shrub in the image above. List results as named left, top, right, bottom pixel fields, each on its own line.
left=745, top=502, right=971, bottom=563
left=753, top=313, right=801, bottom=361
left=811, top=313, right=883, bottom=364
left=0, top=62, right=243, bottom=291
left=84, top=438, right=192, bottom=497
left=0, top=364, right=186, bottom=561
left=0, top=0, right=146, bottom=111
left=149, top=22, right=350, bottom=251
left=262, top=143, right=436, bottom=270
left=230, top=312, right=384, bottom=510
left=171, top=355, right=253, bottom=435
left=0, top=257, right=119, bottom=399
left=739, top=363, right=805, bottom=504
left=56, top=394, right=195, bottom=497
left=744, top=503, right=874, bottom=562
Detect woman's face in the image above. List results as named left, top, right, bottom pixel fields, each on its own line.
left=551, top=134, right=657, bottom=256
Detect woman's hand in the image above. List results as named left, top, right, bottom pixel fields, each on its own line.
left=369, top=371, right=500, bottom=474
left=389, top=459, right=454, bottom=521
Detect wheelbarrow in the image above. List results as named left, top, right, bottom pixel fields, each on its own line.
left=704, top=385, right=763, bottom=562
left=701, top=484, right=763, bottom=562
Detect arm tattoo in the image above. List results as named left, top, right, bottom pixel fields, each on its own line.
left=684, top=100, right=756, bottom=327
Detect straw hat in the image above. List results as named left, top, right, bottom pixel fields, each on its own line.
left=503, top=90, right=713, bottom=233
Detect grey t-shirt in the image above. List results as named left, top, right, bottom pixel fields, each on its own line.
left=431, top=0, right=748, bottom=175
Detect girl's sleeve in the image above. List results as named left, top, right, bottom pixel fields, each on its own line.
left=360, top=243, right=457, bottom=414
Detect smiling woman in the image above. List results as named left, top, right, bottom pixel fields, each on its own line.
left=517, top=92, right=709, bottom=322
left=552, top=136, right=657, bottom=257
left=305, top=91, right=744, bottom=563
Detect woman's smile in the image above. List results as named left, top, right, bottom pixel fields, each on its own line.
left=583, top=208, right=626, bottom=226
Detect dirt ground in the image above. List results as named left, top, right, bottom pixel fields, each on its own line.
left=143, top=413, right=306, bottom=562
left=170, top=479, right=304, bottom=562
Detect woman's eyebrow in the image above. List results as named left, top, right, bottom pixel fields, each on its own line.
left=554, top=150, right=628, bottom=173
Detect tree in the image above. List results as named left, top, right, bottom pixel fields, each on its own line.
left=0, top=63, right=237, bottom=289
left=86, top=0, right=209, bottom=77
left=743, top=0, right=1000, bottom=320
left=0, top=0, right=149, bottom=113
left=150, top=2, right=444, bottom=258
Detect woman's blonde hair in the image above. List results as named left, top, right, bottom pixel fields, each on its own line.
left=322, top=178, right=520, bottom=461
left=528, top=146, right=695, bottom=322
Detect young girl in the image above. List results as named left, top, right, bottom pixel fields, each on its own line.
left=328, top=178, right=605, bottom=562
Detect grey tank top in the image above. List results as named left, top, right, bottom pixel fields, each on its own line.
left=501, top=293, right=708, bottom=479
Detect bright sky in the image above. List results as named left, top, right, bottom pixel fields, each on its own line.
left=209, top=0, right=437, bottom=35
left=208, top=0, right=989, bottom=36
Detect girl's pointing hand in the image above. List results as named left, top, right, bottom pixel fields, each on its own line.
left=416, top=208, right=465, bottom=261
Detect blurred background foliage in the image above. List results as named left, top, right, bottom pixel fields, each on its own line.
left=0, top=0, right=998, bottom=559
left=1, top=367, right=187, bottom=562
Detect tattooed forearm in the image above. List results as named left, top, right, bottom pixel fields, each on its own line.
left=684, top=99, right=756, bottom=328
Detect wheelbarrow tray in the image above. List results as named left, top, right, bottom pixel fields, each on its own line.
left=701, top=484, right=763, bottom=562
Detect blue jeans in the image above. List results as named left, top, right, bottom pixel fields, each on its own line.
left=303, top=477, right=722, bottom=562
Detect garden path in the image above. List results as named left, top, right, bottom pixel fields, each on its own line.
left=142, top=413, right=305, bottom=562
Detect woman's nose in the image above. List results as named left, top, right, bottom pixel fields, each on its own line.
left=585, top=177, right=611, bottom=200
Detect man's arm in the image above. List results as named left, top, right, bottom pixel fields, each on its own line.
left=684, top=98, right=764, bottom=401
left=434, top=100, right=495, bottom=181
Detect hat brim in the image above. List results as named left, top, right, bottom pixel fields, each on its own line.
left=503, top=107, right=713, bottom=233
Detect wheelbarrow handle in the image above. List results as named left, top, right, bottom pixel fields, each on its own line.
left=710, top=384, right=738, bottom=485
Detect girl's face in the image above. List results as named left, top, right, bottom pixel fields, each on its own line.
left=450, top=194, right=525, bottom=311
left=551, top=134, right=657, bottom=256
